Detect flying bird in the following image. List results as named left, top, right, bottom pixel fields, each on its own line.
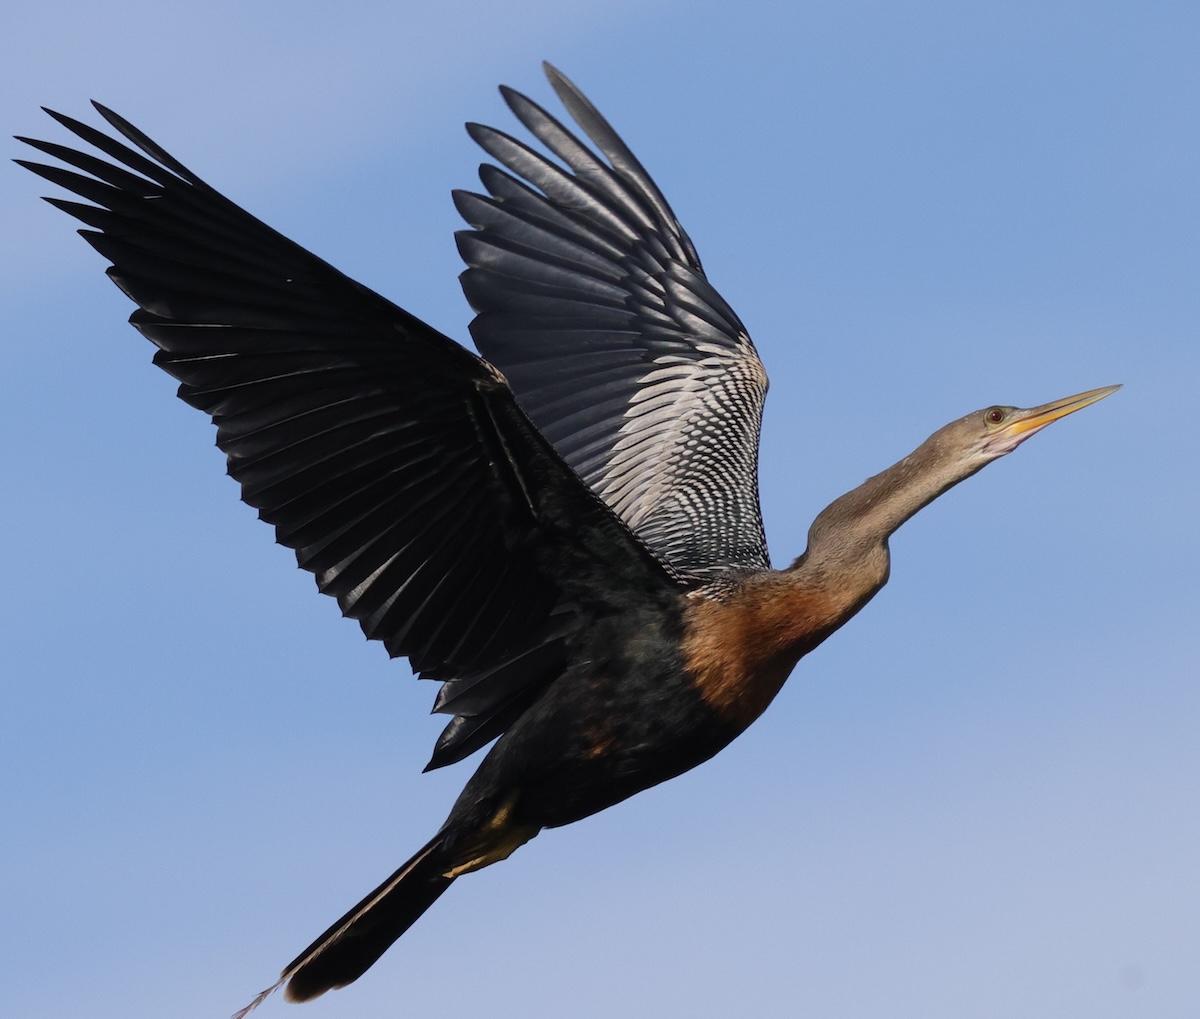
left=17, top=64, right=1117, bottom=1010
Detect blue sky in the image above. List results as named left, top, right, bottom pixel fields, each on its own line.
left=3, top=1, right=1197, bottom=1017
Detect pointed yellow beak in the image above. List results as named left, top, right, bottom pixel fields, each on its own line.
left=1005, top=384, right=1122, bottom=438
left=981, top=384, right=1121, bottom=457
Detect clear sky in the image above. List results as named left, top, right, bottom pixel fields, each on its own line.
left=3, top=1, right=1197, bottom=1017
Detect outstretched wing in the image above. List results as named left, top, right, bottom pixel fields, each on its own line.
left=455, top=64, right=771, bottom=581
left=17, top=104, right=674, bottom=769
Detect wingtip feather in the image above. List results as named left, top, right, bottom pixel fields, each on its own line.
left=542, top=61, right=569, bottom=90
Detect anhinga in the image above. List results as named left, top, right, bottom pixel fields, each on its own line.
left=17, top=64, right=1117, bottom=1010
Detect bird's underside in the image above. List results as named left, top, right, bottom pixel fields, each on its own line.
left=18, top=62, right=1116, bottom=1010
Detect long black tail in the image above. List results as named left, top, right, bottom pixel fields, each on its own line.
left=235, top=836, right=453, bottom=1016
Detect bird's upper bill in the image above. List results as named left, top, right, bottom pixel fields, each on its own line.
left=983, top=384, right=1121, bottom=457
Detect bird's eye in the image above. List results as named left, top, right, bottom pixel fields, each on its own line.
left=985, top=408, right=1006, bottom=425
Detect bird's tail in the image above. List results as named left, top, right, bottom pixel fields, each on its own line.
left=234, top=835, right=454, bottom=1017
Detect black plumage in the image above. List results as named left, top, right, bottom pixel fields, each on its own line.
left=19, top=83, right=684, bottom=772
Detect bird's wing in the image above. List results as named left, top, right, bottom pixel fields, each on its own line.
left=18, top=105, right=677, bottom=770
left=455, top=65, right=771, bottom=581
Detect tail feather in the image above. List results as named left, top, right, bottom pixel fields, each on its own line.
left=234, top=835, right=454, bottom=1017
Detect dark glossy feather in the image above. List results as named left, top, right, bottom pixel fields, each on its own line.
left=457, top=64, right=771, bottom=579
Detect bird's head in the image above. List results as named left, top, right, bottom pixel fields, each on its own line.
left=934, top=384, right=1121, bottom=468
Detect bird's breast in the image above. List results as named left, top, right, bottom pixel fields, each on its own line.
left=681, top=573, right=876, bottom=729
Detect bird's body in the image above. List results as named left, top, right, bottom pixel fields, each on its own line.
left=452, top=552, right=884, bottom=836
left=17, top=64, right=1117, bottom=1009
left=280, top=539, right=892, bottom=1003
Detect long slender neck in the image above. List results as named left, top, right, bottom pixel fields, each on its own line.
left=801, top=434, right=983, bottom=572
